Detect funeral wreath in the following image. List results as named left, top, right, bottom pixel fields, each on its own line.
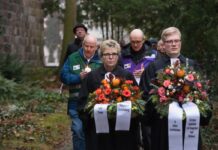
left=85, top=77, right=145, bottom=118
left=149, top=61, right=212, bottom=118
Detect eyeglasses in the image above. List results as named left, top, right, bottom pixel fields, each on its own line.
left=102, top=53, right=119, bottom=57
left=131, top=40, right=143, bottom=44
left=164, top=39, right=181, bottom=44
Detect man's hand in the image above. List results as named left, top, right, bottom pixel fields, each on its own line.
left=80, top=70, right=88, bottom=80
left=133, top=68, right=144, bottom=78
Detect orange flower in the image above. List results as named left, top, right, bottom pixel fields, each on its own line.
left=113, top=89, right=120, bottom=94
left=101, top=79, right=108, bottom=85
left=133, top=86, right=139, bottom=91
left=125, top=80, right=133, bottom=84
left=122, top=89, right=131, bottom=97
left=104, top=88, right=112, bottom=95
left=176, top=69, right=185, bottom=78
left=116, top=96, right=122, bottom=102
left=112, top=78, right=121, bottom=87
left=104, top=98, right=110, bottom=102
left=97, top=93, right=106, bottom=101
left=122, top=85, right=129, bottom=90
left=104, top=83, right=111, bottom=89
left=183, top=85, right=190, bottom=93
left=95, top=88, right=102, bottom=95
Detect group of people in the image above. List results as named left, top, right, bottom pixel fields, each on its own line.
left=60, top=24, right=212, bottom=150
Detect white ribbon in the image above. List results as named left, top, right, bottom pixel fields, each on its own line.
left=170, top=58, right=180, bottom=66
left=115, top=101, right=132, bottom=131
left=182, top=102, right=200, bottom=150
left=168, top=101, right=183, bottom=150
left=94, top=104, right=109, bottom=133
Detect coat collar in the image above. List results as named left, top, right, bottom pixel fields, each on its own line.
left=99, top=65, right=123, bottom=76
left=161, top=54, right=187, bottom=64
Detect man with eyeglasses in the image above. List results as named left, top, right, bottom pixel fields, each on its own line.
left=120, top=29, right=157, bottom=150
left=60, top=35, right=102, bottom=150
left=121, top=29, right=157, bottom=85
left=139, top=27, right=211, bottom=150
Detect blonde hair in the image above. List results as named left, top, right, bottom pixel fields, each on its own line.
left=161, top=27, right=181, bottom=42
left=99, top=39, right=121, bottom=57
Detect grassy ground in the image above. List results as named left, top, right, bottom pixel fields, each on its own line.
left=0, top=102, right=73, bottom=150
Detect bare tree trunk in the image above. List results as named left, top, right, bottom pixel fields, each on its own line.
left=100, top=20, right=105, bottom=39
left=120, top=27, right=124, bottom=40
left=59, top=0, right=76, bottom=68
left=117, top=25, right=120, bottom=42
left=105, top=18, right=109, bottom=39
left=111, top=17, right=114, bottom=39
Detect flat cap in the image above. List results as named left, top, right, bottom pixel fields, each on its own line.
left=73, top=24, right=88, bottom=33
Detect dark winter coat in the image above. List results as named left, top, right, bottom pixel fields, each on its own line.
left=139, top=54, right=212, bottom=150
left=78, top=65, right=140, bottom=150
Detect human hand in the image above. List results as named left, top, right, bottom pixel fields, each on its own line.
left=80, top=70, right=88, bottom=79
left=133, top=68, right=144, bottom=78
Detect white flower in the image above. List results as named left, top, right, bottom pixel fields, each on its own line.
left=168, top=85, right=173, bottom=89
left=166, top=90, right=170, bottom=96
left=177, top=83, right=181, bottom=86
left=184, top=97, right=190, bottom=102
left=179, top=79, right=184, bottom=83
left=170, top=70, right=174, bottom=74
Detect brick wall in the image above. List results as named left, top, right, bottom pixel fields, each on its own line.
left=0, top=0, right=44, bottom=66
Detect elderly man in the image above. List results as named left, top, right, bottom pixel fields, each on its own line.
left=60, top=35, right=102, bottom=150
left=139, top=27, right=211, bottom=150
left=120, top=29, right=157, bottom=149
left=64, top=24, right=88, bottom=61
left=121, top=29, right=157, bottom=85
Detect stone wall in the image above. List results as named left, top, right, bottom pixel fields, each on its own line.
left=0, top=0, right=44, bottom=66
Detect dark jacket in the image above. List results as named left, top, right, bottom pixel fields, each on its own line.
left=121, top=44, right=156, bottom=68
left=139, top=54, right=211, bottom=150
left=78, top=65, right=140, bottom=150
left=64, top=38, right=83, bottom=61
left=60, top=48, right=101, bottom=112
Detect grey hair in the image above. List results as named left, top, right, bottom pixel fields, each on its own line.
left=99, top=39, right=121, bottom=57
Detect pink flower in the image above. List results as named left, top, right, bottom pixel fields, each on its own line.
left=165, top=68, right=171, bottom=74
left=158, top=87, right=166, bottom=97
left=185, top=74, right=195, bottom=82
left=195, top=82, right=202, bottom=89
left=201, top=91, right=208, bottom=99
left=163, top=80, right=171, bottom=87
left=160, top=96, right=168, bottom=103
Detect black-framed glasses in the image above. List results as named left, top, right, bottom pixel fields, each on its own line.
left=102, top=53, right=119, bottom=57
left=164, top=39, right=181, bottom=44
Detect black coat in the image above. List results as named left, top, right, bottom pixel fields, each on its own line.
left=139, top=54, right=212, bottom=150
left=78, top=65, right=140, bottom=150
left=64, top=38, right=83, bottom=61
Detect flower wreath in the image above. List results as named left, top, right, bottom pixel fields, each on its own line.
left=149, top=61, right=212, bottom=118
left=85, top=76, right=145, bottom=118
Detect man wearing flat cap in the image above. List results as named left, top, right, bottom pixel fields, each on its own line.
left=64, top=24, right=88, bottom=61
